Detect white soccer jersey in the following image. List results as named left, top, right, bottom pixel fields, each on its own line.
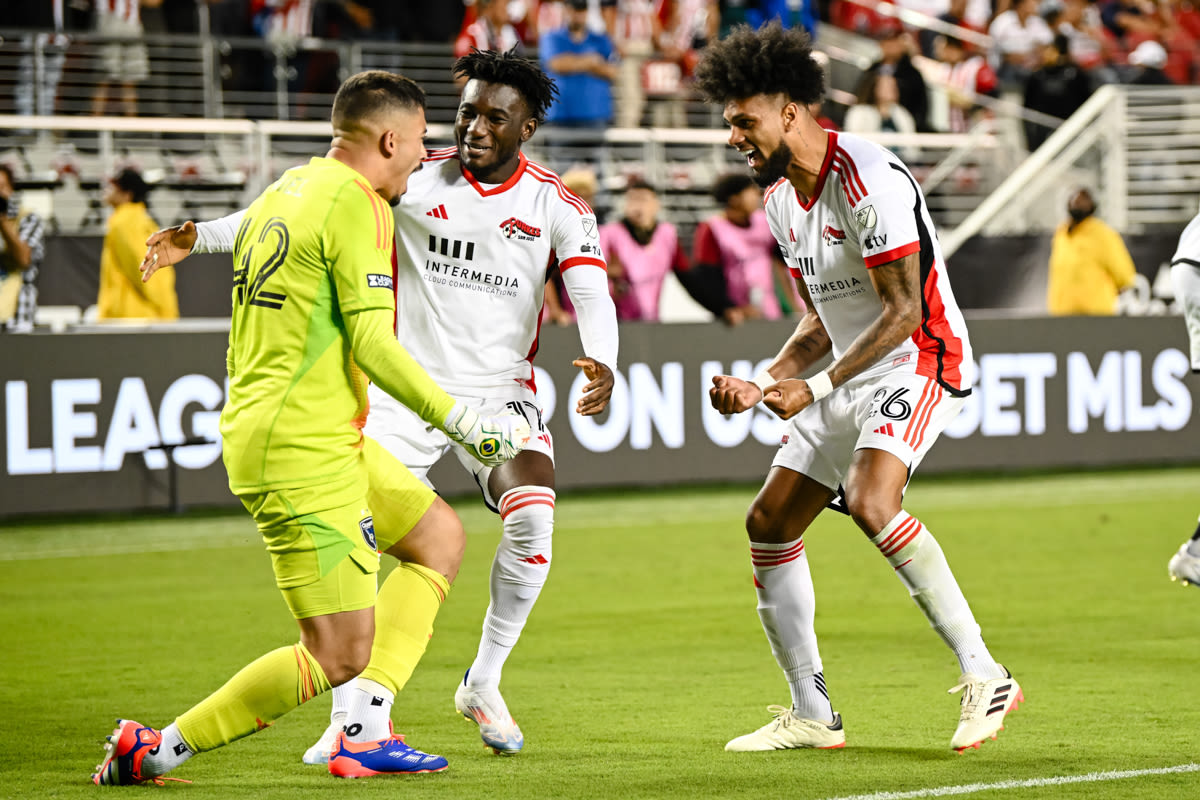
left=392, top=148, right=608, bottom=394
left=1170, top=211, right=1200, bottom=372
left=764, top=131, right=974, bottom=393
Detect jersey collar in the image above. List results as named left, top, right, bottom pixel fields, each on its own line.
left=795, top=130, right=838, bottom=211
left=461, top=152, right=528, bottom=197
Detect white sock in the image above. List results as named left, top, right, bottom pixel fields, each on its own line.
left=342, top=678, right=393, bottom=742
left=328, top=681, right=353, bottom=729
left=750, top=538, right=834, bottom=723
left=466, top=486, right=555, bottom=689
left=870, top=511, right=1004, bottom=679
left=141, top=722, right=194, bottom=777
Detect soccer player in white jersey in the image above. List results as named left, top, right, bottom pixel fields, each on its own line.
left=1167, top=209, right=1200, bottom=586
left=142, top=49, right=618, bottom=759
left=694, top=23, right=1021, bottom=753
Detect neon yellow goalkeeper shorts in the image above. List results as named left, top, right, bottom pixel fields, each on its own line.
left=238, top=437, right=436, bottom=619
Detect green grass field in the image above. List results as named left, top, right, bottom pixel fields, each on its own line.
left=2, top=468, right=1199, bottom=800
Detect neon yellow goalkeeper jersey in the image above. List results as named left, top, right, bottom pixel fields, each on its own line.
left=220, top=157, right=397, bottom=492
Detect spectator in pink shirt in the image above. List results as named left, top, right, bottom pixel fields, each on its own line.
left=600, top=179, right=688, bottom=321
left=692, top=174, right=801, bottom=325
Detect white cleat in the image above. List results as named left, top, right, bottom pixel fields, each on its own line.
left=949, top=667, right=1023, bottom=752
left=724, top=705, right=846, bottom=752
left=302, top=718, right=343, bottom=765
left=1168, top=544, right=1200, bottom=587
left=454, top=680, right=524, bottom=755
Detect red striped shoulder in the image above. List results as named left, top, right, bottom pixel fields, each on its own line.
left=833, top=148, right=868, bottom=205
left=525, top=160, right=594, bottom=215
left=422, top=146, right=459, bottom=163
left=762, top=177, right=788, bottom=204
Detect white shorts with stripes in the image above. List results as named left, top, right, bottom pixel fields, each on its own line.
left=364, top=383, right=554, bottom=511
left=771, top=371, right=964, bottom=492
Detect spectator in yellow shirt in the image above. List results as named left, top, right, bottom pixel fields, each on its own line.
left=1047, top=188, right=1137, bottom=315
left=97, top=169, right=178, bottom=320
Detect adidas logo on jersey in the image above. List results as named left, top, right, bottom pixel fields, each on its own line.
left=873, top=423, right=895, bottom=436
left=426, top=204, right=449, bottom=219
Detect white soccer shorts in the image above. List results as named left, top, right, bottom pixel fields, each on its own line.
left=364, top=383, right=554, bottom=510
left=1171, top=261, right=1200, bottom=372
left=771, top=371, right=965, bottom=492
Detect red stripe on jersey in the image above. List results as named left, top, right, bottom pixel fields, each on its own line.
left=423, top=146, right=458, bottom=162
left=863, top=240, right=920, bottom=268
left=526, top=161, right=593, bottom=215
left=913, top=261, right=965, bottom=389
left=831, top=161, right=860, bottom=206
left=353, top=179, right=384, bottom=249
left=559, top=256, right=606, bottom=272
left=463, top=152, right=528, bottom=196
left=796, top=130, right=839, bottom=211
left=501, top=498, right=556, bottom=519
left=763, top=177, right=788, bottom=204
left=902, top=380, right=935, bottom=448
left=521, top=250, right=552, bottom=388
left=835, top=147, right=868, bottom=201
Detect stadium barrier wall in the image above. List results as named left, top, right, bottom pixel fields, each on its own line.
left=1, top=316, right=1197, bottom=517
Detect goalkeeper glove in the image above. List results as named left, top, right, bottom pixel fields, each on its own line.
left=443, top=401, right=531, bottom=467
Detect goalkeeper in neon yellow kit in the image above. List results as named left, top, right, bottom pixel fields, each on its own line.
left=92, top=70, right=529, bottom=785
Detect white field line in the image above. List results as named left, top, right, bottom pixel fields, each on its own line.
left=819, top=762, right=1200, bottom=800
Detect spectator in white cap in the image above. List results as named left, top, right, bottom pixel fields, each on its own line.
left=1126, top=40, right=1172, bottom=85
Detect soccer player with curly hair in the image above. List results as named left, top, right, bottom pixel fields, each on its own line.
left=698, top=23, right=1022, bottom=753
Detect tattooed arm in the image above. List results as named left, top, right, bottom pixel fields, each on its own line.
left=760, top=252, right=922, bottom=419
left=709, top=277, right=832, bottom=415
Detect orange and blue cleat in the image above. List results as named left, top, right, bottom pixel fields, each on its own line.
left=92, top=719, right=164, bottom=786
left=327, top=731, right=448, bottom=777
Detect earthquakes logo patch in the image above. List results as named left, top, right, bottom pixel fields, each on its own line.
left=500, top=217, right=542, bottom=241
left=855, top=205, right=877, bottom=229
left=366, top=273, right=393, bottom=289
left=359, top=516, right=377, bottom=550
left=582, top=217, right=597, bottom=238
left=822, top=224, right=846, bottom=246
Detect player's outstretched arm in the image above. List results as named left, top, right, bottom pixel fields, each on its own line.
left=139, top=209, right=246, bottom=282
left=561, top=264, right=619, bottom=416
left=346, top=308, right=530, bottom=466
left=140, top=221, right=196, bottom=282
left=572, top=357, right=614, bottom=416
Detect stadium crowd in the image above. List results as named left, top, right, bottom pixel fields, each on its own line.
left=5, top=1, right=1198, bottom=127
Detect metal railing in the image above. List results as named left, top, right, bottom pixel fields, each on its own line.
left=0, top=112, right=1006, bottom=241
left=942, top=85, right=1200, bottom=257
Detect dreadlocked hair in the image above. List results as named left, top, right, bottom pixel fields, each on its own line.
left=452, top=48, right=559, bottom=124
left=694, top=21, right=825, bottom=106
